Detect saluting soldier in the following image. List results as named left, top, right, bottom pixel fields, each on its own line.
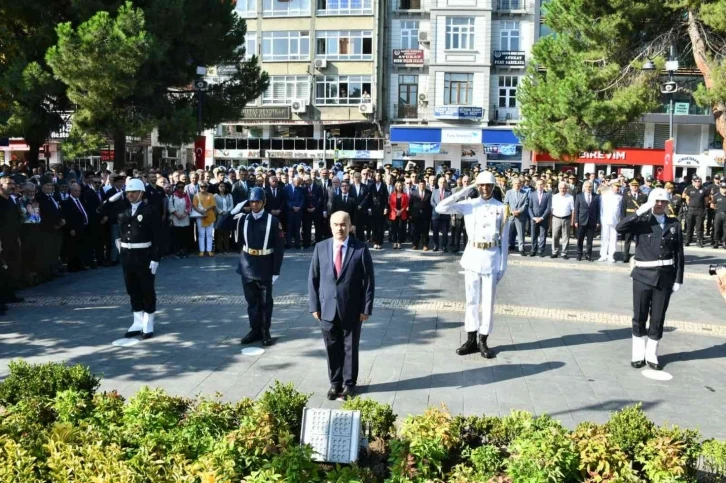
left=616, top=188, right=684, bottom=370
left=435, top=171, right=510, bottom=359
left=664, top=182, right=683, bottom=221
left=620, top=179, right=648, bottom=263
left=120, top=178, right=162, bottom=339
left=234, top=187, right=285, bottom=346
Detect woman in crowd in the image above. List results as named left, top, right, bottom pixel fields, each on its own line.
left=192, top=182, right=217, bottom=257
left=388, top=181, right=409, bottom=249
left=168, top=181, right=192, bottom=258
left=214, top=181, right=234, bottom=253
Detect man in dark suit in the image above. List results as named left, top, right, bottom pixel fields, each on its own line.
left=430, top=176, right=451, bottom=252
left=61, top=183, right=91, bottom=272
left=302, top=175, right=325, bottom=248
left=528, top=179, right=552, bottom=257
left=37, top=176, right=66, bottom=278
left=82, top=174, right=106, bottom=267
left=308, top=211, right=375, bottom=400
left=574, top=180, right=601, bottom=261
left=102, top=175, right=126, bottom=265
left=368, top=171, right=389, bottom=249
left=265, top=175, right=286, bottom=232
left=409, top=179, right=432, bottom=250
left=350, top=172, right=370, bottom=242
left=331, top=181, right=358, bottom=224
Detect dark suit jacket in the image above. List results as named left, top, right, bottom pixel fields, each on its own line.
left=265, top=186, right=286, bottom=214
left=82, top=188, right=104, bottom=223
left=37, top=192, right=64, bottom=230
left=61, top=197, right=89, bottom=235
left=368, top=183, right=389, bottom=216
left=574, top=192, right=601, bottom=226
left=331, top=194, right=358, bottom=220
left=350, top=183, right=369, bottom=211
left=528, top=190, right=552, bottom=220
left=308, top=237, right=375, bottom=328
left=409, top=189, right=432, bottom=219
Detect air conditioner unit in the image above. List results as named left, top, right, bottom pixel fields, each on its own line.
left=291, top=99, right=308, bottom=113
left=418, top=93, right=428, bottom=103
left=359, top=103, right=373, bottom=114
left=314, top=59, right=328, bottom=70
left=418, top=31, right=429, bottom=43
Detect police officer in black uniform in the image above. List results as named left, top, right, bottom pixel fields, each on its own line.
left=620, top=179, right=648, bottom=263
left=234, top=187, right=285, bottom=346
left=120, top=178, right=162, bottom=339
left=616, top=188, right=684, bottom=370
left=712, top=181, right=726, bottom=248
left=683, top=176, right=709, bottom=247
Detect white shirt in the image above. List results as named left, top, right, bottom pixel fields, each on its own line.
left=130, top=201, right=142, bottom=216
left=551, top=193, right=574, bottom=217
left=600, top=192, right=623, bottom=225
left=332, top=236, right=349, bottom=267
left=252, top=209, right=265, bottom=220
left=654, top=213, right=665, bottom=230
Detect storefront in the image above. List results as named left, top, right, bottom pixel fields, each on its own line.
left=675, top=150, right=725, bottom=180
left=532, top=148, right=666, bottom=179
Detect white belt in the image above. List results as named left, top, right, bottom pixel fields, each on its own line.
left=120, top=242, right=152, bottom=249
left=242, top=246, right=274, bottom=256
left=634, top=259, right=674, bottom=268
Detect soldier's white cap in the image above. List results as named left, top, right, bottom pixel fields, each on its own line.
left=126, top=178, right=145, bottom=192
left=648, top=187, right=669, bottom=202
left=475, top=171, right=497, bottom=185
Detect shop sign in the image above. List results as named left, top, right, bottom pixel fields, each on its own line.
left=434, top=106, right=484, bottom=120
left=100, top=149, right=114, bottom=162
left=493, top=51, right=525, bottom=67
left=213, top=149, right=261, bottom=159
left=441, top=129, right=482, bottom=143
left=336, top=150, right=385, bottom=159
left=409, top=143, right=441, bottom=154
left=579, top=150, right=627, bottom=160
left=673, top=154, right=706, bottom=166
left=241, top=107, right=291, bottom=120
left=266, top=150, right=322, bottom=159
left=673, top=102, right=690, bottom=115
left=392, top=49, right=424, bottom=65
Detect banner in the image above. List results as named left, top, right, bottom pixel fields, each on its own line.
left=662, top=139, right=674, bottom=182
left=194, top=136, right=206, bottom=170
left=409, top=143, right=441, bottom=154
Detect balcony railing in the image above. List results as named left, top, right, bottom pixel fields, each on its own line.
left=490, top=106, right=521, bottom=123
left=396, top=0, right=430, bottom=11
left=494, top=0, right=534, bottom=13
left=213, top=137, right=384, bottom=151
left=395, top=103, right=419, bottom=119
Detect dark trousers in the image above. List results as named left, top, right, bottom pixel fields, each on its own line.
left=286, top=211, right=302, bottom=247
left=371, top=214, right=386, bottom=245
left=0, top=236, right=22, bottom=289
left=388, top=219, right=394, bottom=242
left=685, top=208, right=705, bottom=242
left=320, top=316, right=362, bottom=387
left=302, top=211, right=323, bottom=247
left=65, top=231, right=90, bottom=271
left=452, top=218, right=467, bottom=251
left=172, top=226, right=190, bottom=255
left=431, top=217, right=449, bottom=249
left=391, top=218, right=407, bottom=244
left=623, top=232, right=637, bottom=257
left=87, top=222, right=105, bottom=265
left=576, top=223, right=596, bottom=256
left=242, top=279, right=273, bottom=333
left=714, top=212, right=726, bottom=247
left=355, top=212, right=370, bottom=241
left=123, top=264, right=156, bottom=313
left=707, top=208, right=715, bottom=237
left=411, top=216, right=430, bottom=248
left=530, top=220, right=548, bottom=254
left=632, top=279, right=672, bottom=340
left=215, top=229, right=231, bottom=252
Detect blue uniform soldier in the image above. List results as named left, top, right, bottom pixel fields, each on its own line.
left=234, top=187, right=285, bottom=346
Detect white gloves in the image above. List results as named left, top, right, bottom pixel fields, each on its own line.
left=149, top=261, right=159, bottom=275
left=272, top=275, right=279, bottom=284
left=672, top=282, right=681, bottom=293
left=230, top=200, right=248, bottom=215
left=635, top=200, right=656, bottom=216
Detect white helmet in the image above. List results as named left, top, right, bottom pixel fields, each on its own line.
left=475, top=171, right=497, bottom=185
left=648, top=187, right=669, bottom=202
left=125, top=178, right=145, bottom=192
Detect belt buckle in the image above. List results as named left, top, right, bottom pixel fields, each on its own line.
left=249, top=248, right=260, bottom=256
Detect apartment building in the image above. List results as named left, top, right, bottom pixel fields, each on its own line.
left=204, top=0, right=386, bottom=168
left=384, top=0, right=539, bottom=173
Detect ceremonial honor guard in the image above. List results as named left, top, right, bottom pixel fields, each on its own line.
left=234, top=187, right=285, bottom=346
left=120, top=178, right=162, bottom=339
left=621, top=179, right=648, bottom=263
left=435, top=171, right=510, bottom=358
left=664, top=182, right=684, bottom=222
left=616, top=188, right=684, bottom=370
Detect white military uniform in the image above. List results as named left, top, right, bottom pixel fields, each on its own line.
left=435, top=184, right=510, bottom=335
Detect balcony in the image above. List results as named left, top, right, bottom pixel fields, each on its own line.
left=394, top=103, right=420, bottom=119
left=490, top=106, right=521, bottom=123
left=493, top=0, right=534, bottom=14
left=395, top=0, right=430, bottom=13
left=213, top=137, right=384, bottom=151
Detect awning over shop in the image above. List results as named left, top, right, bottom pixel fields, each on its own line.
left=482, top=129, right=520, bottom=145
left=390, top=127, right=522, bottom=145
left=390, top=127, right=442, bottom=143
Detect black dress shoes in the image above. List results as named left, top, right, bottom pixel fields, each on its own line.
left=262, top=330, right=275, bottom=346
left=585, top=255, right=591, bottom=262
left=519, top=250, right=526, bottom=256
left=327, top=385, right=342, bottom=400
left=142, top=332, right=154, bottom=340
left=576, top=254, right=582, bottom=261
left=647, top=361, right=662, bottom=371
left=550, top=253, right=559, bottom=259
left=240, top=330, right=262, bottom=345
left=631, top=360, right=646, bottom=369
left=124, top=330, right=141, bottom=338
left=341, top=386, right=355, bottom=400
left=562, top=254, right=569, bottom=260
left=529, top=251, right=537, bottom=257
left=538, top=253, right=545, bottom=258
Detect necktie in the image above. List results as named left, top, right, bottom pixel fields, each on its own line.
left=97, top=191, right=102, bottom=203
left=273, top=189, right=276, bottom=198
left=50, top=194, right=58, bottom=209
left=75, top=198, right=88, bottom=224
left=538, top=192, right=542, bottom=204
left=440, top=189, right=444, bottom=200
left=343, top=195, right=347, bottom=203
left=586, top=194, right=591, bottom=204
left=334, top=243, right=343, bottom=278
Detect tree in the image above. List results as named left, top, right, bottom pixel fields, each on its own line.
left=516, top=0, right=726, bottom=158
left=47, top=0, right=268, bottom=166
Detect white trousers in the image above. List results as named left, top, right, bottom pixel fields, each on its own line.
left=196, top=220, right=214, bottom=252
left=464, top=270, right=497, bottom=335
left=599, top=224, right=618, bottom=259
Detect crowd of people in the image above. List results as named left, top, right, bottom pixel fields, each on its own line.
left=1, top=159, right=724, bottom=317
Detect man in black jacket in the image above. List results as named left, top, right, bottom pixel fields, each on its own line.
left=409, top=179, right=432, bottom=250
left=61, top=183, right=91, bottom=272
left=573, top=180, right=600, bottom=261
left=82, top=174, right=106, bottom=267
left=37, top=176, right=66, bottom=279
left=331, top=181, right=358, bottom=233
left=368, top=171, right=389, bottom=249
left=616, top=188, right=684, bottom=371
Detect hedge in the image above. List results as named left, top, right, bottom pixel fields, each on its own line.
left=0, top=360, right=724, bottom=482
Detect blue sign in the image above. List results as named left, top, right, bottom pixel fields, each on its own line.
left=409, top=142, right=441, bottom=154
left=434, top=106, right=484, bottom=120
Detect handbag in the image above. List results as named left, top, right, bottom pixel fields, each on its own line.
left=189, top=209, right=203, bottom=219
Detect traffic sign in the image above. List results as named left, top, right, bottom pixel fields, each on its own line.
left=194, top=80, right=209, bottom=91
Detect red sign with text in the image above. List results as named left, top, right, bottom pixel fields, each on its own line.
left=533, top=148, right=666, bottom=166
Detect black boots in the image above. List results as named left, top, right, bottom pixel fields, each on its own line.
left=456, top=332, right=478, bottom=355
left=479, top=334, right=495, bottom=359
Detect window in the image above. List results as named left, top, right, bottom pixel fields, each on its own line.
left=235, top=0, right=257, bottom=17
left=500, top=21, right=520, bottom=51
left=445, top=17, right=475, bottom=50
left=243, top=33, right=257, bottom=60
left=498, top=76, right=518, bottom=108
left=316, top=31, right=373, bottom=60
left=263, top=0, right=310, bottom=17
left=443, top=73, right=473, bottom=105
left=398, top=75, right=418, bottom=118
left=400, top=21, right=419, bottom=49
left=315, top=75, right=372, bottom=104
left=399, top=0, right=421, bottom=9
left=262, top=31, right=310, bottom=61
left=499, top=0, right=521, bottom=9
left=262, top=76, right=311, bottom=105
left=317, top=0, right=372, bottom=15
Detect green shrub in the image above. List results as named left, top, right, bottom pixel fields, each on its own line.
left=244, top=468, right=285, bottom=482
left=636, top=434, right=690, bottom=483
left=342, top=397, right=397, bottom=439
left=506, top=425, right=579, bottom=483
left=571, top=422, right=640, bottom=483
left=468, top=444, right=505, bottom=479
left=0, top=360, right=100, bottom=406
left=701, top=439, right=726, bottom=480
left=324, top=464, right=377, bottom=482
left=0, top=436, right=42, bottom=482
left=52, top=389, right=92, bottom=425
left=257, top=380, right=311, bottom=438
left=45, top=439, right=140, bottom=482
left=656, top=425, right=701, bottom=479
left=605, top=403, right=655, bottom=458
left=265, top=433, right=322, bottom=483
